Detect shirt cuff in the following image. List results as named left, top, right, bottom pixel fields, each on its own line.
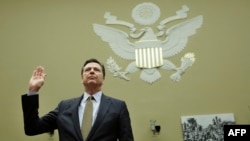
left=27, top=91, right=39, bottom=96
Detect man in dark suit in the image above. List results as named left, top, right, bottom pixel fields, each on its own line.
left=21, top=58, right=134, bottom=141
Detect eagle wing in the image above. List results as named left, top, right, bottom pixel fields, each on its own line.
left=93, top=24, right=135, bottom=60
left=161, top=15, right=203, bottom=58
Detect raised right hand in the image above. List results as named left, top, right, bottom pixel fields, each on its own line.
left=28, top=66, right=47, bottom=92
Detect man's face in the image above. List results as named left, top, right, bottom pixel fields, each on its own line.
left=81, top=62, right=104, bottom=87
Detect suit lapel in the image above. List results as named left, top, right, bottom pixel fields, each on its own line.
left=69, top=95, right=84, bottom=141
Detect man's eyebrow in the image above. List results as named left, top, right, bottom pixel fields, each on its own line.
left=84, top=66, right=100, bottom=70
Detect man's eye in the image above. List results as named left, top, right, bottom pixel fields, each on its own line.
left=84, top=68, right=90, bottom=72
left=94, top=68, right=100, bottom=72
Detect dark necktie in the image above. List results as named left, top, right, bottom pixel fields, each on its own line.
left=81, top=96, right=93, bottom=140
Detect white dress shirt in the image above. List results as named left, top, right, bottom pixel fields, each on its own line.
left=78, top=91, right=102, bottom=127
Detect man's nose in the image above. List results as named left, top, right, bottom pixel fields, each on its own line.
left=89, top=68, right=95, bottom=73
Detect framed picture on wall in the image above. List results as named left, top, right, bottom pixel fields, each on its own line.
left=181, top=113, right=235, bottom=141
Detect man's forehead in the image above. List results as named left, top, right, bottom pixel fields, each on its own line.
left=84, top=62, right=101, bottom=68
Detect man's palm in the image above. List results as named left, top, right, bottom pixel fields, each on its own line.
left=29, top=66, right=46, bottom=92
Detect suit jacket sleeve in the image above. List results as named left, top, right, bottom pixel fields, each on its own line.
left=118, top=101, right=134, bottom=141
left=21, top=94, right=58, bottom=135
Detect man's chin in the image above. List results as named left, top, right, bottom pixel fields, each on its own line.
left=84, top=80, right=102, bottom=87
left=86, top=80, right=98, bottom=85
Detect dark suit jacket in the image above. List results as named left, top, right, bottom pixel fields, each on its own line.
left=21, top=93, right=134, bottom=141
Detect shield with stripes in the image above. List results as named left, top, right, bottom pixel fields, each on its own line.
left=135, top=40, right=163, bottom=68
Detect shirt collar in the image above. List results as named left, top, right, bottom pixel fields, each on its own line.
left=83, top=91, right=102, bottom=103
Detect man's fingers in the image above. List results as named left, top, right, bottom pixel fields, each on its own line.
left=32, top=66, right=46, bottom=77
left=42, top=73, right=47, bottom=78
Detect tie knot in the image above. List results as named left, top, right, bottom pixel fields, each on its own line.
left=87, top=96, right=94, bottom=101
